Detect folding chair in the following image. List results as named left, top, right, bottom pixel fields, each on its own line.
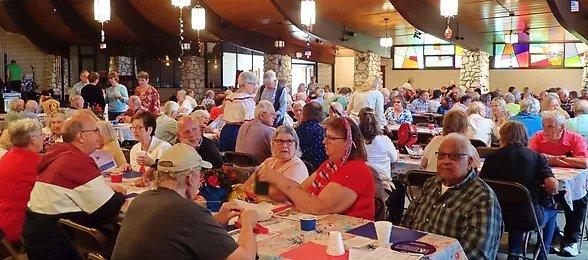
left=58, top=219, right=109, bottom=260
left=0, top=229, right=22, bottom=260
left=483, top=179, right=545, bottom=260
left=223, top=151, right=259, bottom=168
left=368, top=166, right=388, bottom=221
left=476, top=146, right=499, bottom=159
left=405, top=170, right=436, bottom=202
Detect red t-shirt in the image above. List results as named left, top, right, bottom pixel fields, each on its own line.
left=0, top=148, right=41, bottom=242
left=529, top=129, right=588, bottom=158
left=307, top=160, right=375, bottom=220
left=210, top=106, right=223, bottom=120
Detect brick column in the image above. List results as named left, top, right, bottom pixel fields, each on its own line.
left=181, top=56, right=205, bottom=100
left=459, top=49, right=490, bottom=93
left=263, top=54, right=292, bottom=87
left=353, top=51, right=381, bottom=90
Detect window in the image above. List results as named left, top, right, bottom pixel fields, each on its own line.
left=494, top=43, right=530, bottom=68
left=222, top=52, right=237, bottom=87
left=393, top=46, right=424, bottom=69
left=493, top=41, right=587, bottom=69
left=564, top=42, right=588, bottom=67
left=392, top=33, right=462, bottom=69
left=530, top=43, right=564, bottom=67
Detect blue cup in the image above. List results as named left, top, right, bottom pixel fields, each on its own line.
left=299, top=214, right=317, bottom=231
left=112, top=120, right=119, bottom=126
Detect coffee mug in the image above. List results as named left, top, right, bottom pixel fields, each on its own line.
left=299, top=214, right=317, bottom=231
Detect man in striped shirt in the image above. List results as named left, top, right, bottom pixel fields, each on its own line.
left=401, top=133, right=503, bottom=259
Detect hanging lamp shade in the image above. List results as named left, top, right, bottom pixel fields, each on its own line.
left=94, top=0, right=110, bottom=23
left=171, top=0, right=191, bottom=8
left=504, top=31, right=519, bottom=44
left=192, top=5, right=206, bottom=30
left=440, top=0, right=458, bottom=18
left=379, top=37, right=393, bottom=48
left=300, top=0, right=316, bottom=27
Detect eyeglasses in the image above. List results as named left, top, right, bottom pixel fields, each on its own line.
left=393, top=101, right=402, bottom=104
left=130, top=126, right=145, bottom=131
left=323, top=134, right=346, bottom=141
left=274, top=139, right=296, bottom=146
left=435, top=152, right=468, bottom=161
left=79, top=128, right=100, bottom=134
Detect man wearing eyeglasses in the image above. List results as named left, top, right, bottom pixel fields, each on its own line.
left=23, top=114, right=127, bottom=260
left=235, top=100, right=277, bottom=163
left=401, top=133, right=503, bottom=260
left=177, top=116, right=224, bottom=169
left=255, top=70, right=288, bottom=127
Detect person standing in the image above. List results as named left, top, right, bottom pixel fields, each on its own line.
left=69, top=70, right=89, bottom=98
left=255, top=70, right=288, bottom=127
left=135, top=71, right=162, bottom=116
left=6, top=60, right=23, bottom=93
left=81, top=72, right=106, bottom=116
left=105, top=71, right=129, bottom=120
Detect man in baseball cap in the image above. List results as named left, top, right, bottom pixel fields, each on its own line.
left=113, top=143, right=259, bottom=260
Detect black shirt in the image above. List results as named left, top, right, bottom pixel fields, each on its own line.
left=112, top=188, right=238, bottom=260
left=81, top=83, right=106, bottom=111
left=198, top=137, right=224, bottom=169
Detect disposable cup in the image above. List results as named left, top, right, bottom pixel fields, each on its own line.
left=326, top=231, right=345, bottom=256
left=374, top=221, right=393, bottom=247
left=110, top=173, right=123, bottom=183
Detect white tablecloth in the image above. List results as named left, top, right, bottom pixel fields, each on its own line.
left=113, top=123, right=135, bottom=142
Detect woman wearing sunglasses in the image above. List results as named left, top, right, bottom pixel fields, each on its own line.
left=384, top=95, right=413, bottom=125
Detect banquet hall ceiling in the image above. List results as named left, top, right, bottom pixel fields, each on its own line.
left=0, top=0, right=585, bottom=61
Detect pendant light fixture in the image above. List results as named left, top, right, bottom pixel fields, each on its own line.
left=440, top=0, right=458, bottom=40
left=379, top=18, right=393, bottom=48
left=504, top=12, right=519, bottom=44
left=300, top=0, right=316, bottom=31
left=94, top=0, right=110, bottom=49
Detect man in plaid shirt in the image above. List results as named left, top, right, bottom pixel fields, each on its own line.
left=409, top=90, right=432, bottom=114
left=401, top=133, right=503, bottom=259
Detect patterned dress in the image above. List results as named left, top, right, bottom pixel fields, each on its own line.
left=135, top=85, right=161, bottom=116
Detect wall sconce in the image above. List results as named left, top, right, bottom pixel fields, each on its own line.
left=274, top=39, right=285, bottom=48
left=295, top=52, right=303, bottom=59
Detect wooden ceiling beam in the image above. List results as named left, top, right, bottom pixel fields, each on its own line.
left=546, top=0, right=588, bottom=44
left=1, top=0, right=68, bottom=55
left=49, top=0, right=100, bottom=44
left=269, top=0, right=387, bottom=57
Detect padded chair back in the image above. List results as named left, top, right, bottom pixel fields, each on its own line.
left=477, top=146, right=498, bottom=158
left=368, top=166, right=388, bottom=221
left=405, top=170, right=436, bottom=201
left=58, top=219, right=108, bottom=260
left=469, top=139, right=487, bottom=148
left=223, top=151, right=259, bottom=167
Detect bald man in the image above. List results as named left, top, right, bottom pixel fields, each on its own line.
left=23, top=115, right=127, bottom=260
left=177, top=116, right=224, bottom=169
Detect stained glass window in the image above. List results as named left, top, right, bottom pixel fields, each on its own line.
left=424, top=45, right=455, bottom=55
left=425, top=56, right=453, bottom=67
left=564, top=42, right=588, bottom=67
left=455, top=45, right=464, bottom=68
left=494, top=43, right=529, bottom=68
left=393, top=46, right=424, bottom=69
left=530, top=43, right=564, bottom=67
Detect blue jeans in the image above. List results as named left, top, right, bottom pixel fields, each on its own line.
left=508, top=205, right=557, bottom=259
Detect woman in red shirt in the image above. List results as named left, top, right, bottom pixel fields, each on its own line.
left=259, top=116, right=375, bottom=220
left=135, top=71, right=161, bottom=116
left=0, top=118, right=44, bottom=243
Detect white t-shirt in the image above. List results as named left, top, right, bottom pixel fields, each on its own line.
left=180, top=97, right=196, bottom=114
left=130, top=136, right=172, bottom=172
left=364, top=135, right=398, bottom=191
left=467, top=114, right=498, bottom=146
left=422, top=135, right=481, bottom=172
left=347, top=90, right=386, bottom=128
left=223, top=92, right=256, bottom=123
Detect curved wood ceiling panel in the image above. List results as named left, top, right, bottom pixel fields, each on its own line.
left=70, top=0, right=139, bottom=43
left=0, top=4, right=20, bottom=34
left=27, top=0, right=81, bottom=44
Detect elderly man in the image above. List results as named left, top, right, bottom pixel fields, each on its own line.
left=177, top=89, right=197, bottom=114
left=510, top=97, right=543, bottom=137
left=155, top=101, right=179, bottom=144
left=529, top=110, right=588, bottom=256
left=177, top=116, right=224, bottom=169
left=504, top=93, right=520, bottom=116
left=235, top=100, right=276, bottom=163
left=558, top=89, right=572, bottom=116
left=410, top=90, right=432, bottom=114
left=255, top=70, right=288, bottom=127
left=117, top=95, right=145, bottom=123
left=219, top=71, right=257, bottom=152
left=450, top=95, right=472, bottom=112
left=69, top=70, right=89, bottom=97
left=401, top=133, right=503, bottom=259
left=5, top=98, right=25, bottom=123
left=112, top=143, right=258, bottom=260
left=566, top=99, right=588, bottom=138
left=23, top=114, right=126, bottom=260
left=20, top=100, right=39, bottom=120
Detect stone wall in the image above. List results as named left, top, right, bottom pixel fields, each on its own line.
left=108, top=56, right=135, bottom=76
left=353, top=51, right=381, bottom=89
left=582, top=63, right=588, bottom=89
left=180, top=56, right=205, bottom=100
left=459, top=49, right=490, bottom=93
left=44, top=55, right=58, bottom=92
left=0, top=27, right=48, bottom=90
left=263, top=54, right=292, bottom=87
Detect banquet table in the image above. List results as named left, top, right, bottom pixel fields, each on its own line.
left=113, top=123, right=135, bottom=142
left=393, top=155, right=588, bottom=210
left=387, top=124, right=442, bottom=135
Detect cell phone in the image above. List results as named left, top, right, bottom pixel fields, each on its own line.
left=254, top=174, right=269, bottom=195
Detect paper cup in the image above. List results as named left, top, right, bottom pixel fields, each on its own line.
left=299, top=214, right=317, bottom=231
left=326, top=231, right=345, bottom=256
left=374, top=221, right=393, bottom=247
left=110, top=173, right=123, bottom=183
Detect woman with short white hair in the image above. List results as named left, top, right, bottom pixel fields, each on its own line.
left=541, top=92, right=571, bottom=119
left=346, top=76, right=386, bottom=128
left=42, top=112, right=65, bottom=151
left=491, top=97, right=510, bottom=128
left=116, top=95, right=145, bottom=123
left=466, top=102, right=498, bottom=146
left=510, top=97, right=543, bottom=137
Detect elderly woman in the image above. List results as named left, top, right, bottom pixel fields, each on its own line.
left=346, top=76, right=386, bottom=128
left=541, top=92, right=571, bottom=119
left=422, top=110, right=481, bottom=171
left=125, top=112, right=172, bottom=175
left=510, top=97, right=543, bottom=137
left=155, top=101, right=179, bottom=144
left=466, top=102, right=499, bottom=146
left=135, top=71, right=161, bottom=116
left=491, top=97, right=510, bottom=128
left=41, top=112, right=65, bottom=151
left=384, top=95, right=413, bottom=125
left=567, top=100, right=588, bottom=138
left=201, top=90, right=216, bottom=109
left=0, top=118, right=43, bottom=243
left=177, top=89, right=197, bottom=115
left=97, top=121, right=129, bottom=172
left=5, top=99, right=25, bottom=124
left=480, top=121, right=558, bottom=258
left=245, top=125, right=309, bottom=202
left=296, top=102, right=328, bottom=172
left=116, top=95, right=145, bottom=123
left=259, top=117, right=376, bottom=220
left=105, top=71, right=129, bottom=120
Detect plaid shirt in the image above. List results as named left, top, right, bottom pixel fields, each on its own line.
left=409, top=99, right=432, bottom=113
left=401, top=170, right=503, bottom=259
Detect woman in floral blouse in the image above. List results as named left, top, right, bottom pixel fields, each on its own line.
left=134, top=71, right=161, bottom=116
left=42, top=113, right=65, bottom=151
left=384, top=96, right=413, bottom=125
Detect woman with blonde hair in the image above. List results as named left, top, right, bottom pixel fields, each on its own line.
left=491, top=97, right=510, bottom=128
left=346, top=76, right=386, bottom=128
left=96, top=120, right=129, bottom=171
left=541, top=92, right=570, bottom=119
